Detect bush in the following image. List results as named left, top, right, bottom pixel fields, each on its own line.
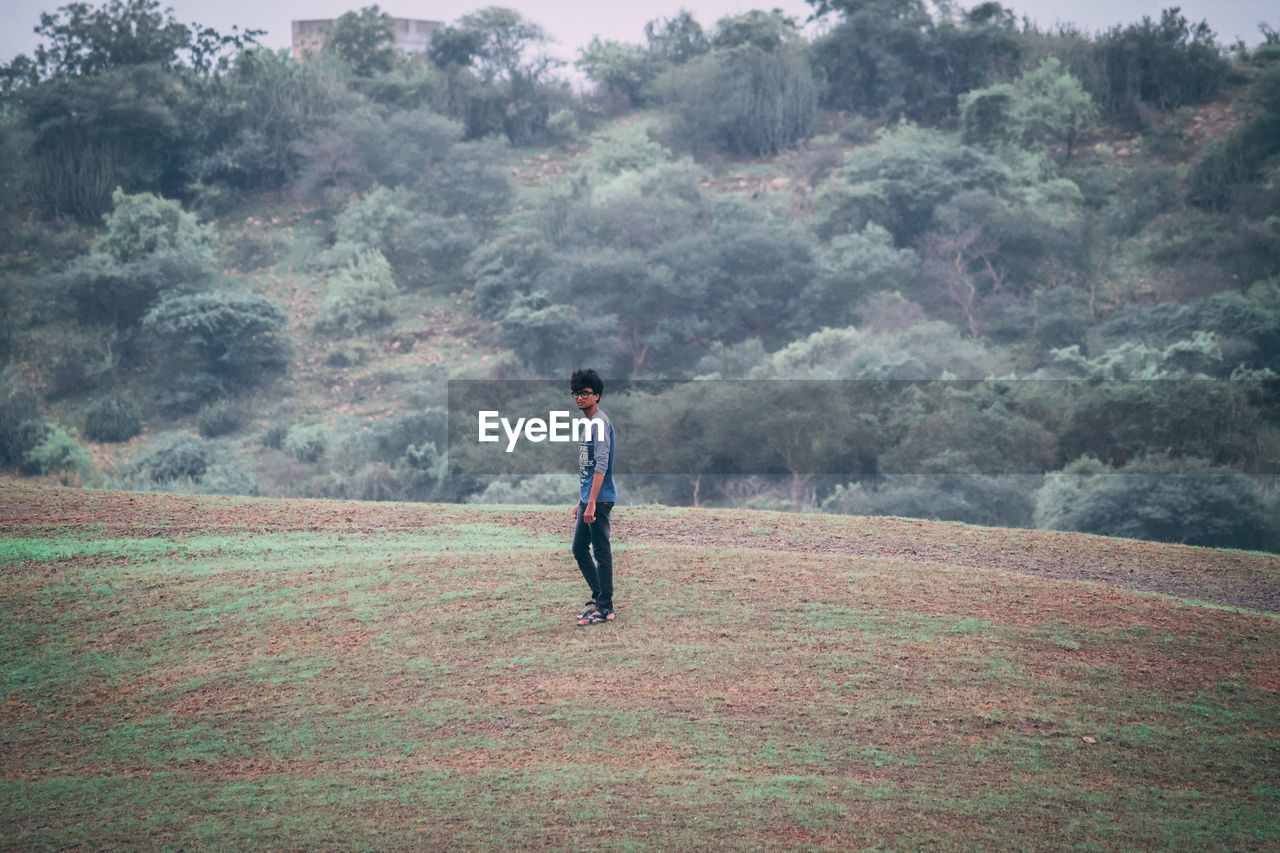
left=546, top=108, right=580, bottom=145
left=816, top=125, right=1008, bottom=244
left=154, top=372, right=228, bottom=417
left=144, top=292, right=291, bottom=388
left=1034, top=454, right=1276, bottom=550
left=199, top=48, right=358, bottom=193
left=262, top=424, right=288, bottom=450
left=803, top=224, right=920, bottom=328
left=83, top=394, right=142, bottom=443
left=23, top=65, right=199, bottom=221
left=822, top=475, right=1039, bottom=528
left=326, top=188, right=478, bottom=290
left=284, top=424, right=329, bottom=463
left=1188, top=65, right=1280, bottom=210
left=36, top=325, right=120, bottom=399
left=316, top=250, right=398, bottom=334
left=1090, top=9, right=1228, bottom=123
left=62, top=189, right=217, bottom=329
left=303, top=107, right=463, bottom=196
left=363, top=409, right=448, bottom=463
left=197, top=400, right=241, bottom=437
left=656, top=44, right=817, bottom=157
left=468, top=473, right=579, bottom=504
left=161, top=462, right=261, bottom=497
left=131, top=434, right=213, bottom=484
left=0, top=376, right=45, bottom=467
left=422, top=137, right=515, bottom=224
left=23, top=426, right=99, bottom=485
left=1033, top=287, right=1091, bottom=351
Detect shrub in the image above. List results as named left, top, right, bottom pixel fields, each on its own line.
left=97, top=188, right=213, bottom=264
left=284, top=424, right=329, bottom=463
left=262, top=424, right=288, bottom=450
left=0, top=376, right=45, bottom=467
left=61, top=189, right=217, bottom=329
left=162, top=462, right=261, bottom=497
left=422, top=137, right=515, bottom=225
left=154, top=372, right=228, bottom=417
left=144, top=292, right=291, bottom=388
left=83, top=394, right=142, bottom=443
left=197, top=400, right=241, bottom=437
left=1090, top=9, right=1228, bottom=123
left=201, top=48, right=358, bottom=193
left=13, top=421, right=54, bottom=475
left=316, top=250, right=398, bottom=334
left=803, top=224, right=920, bottom=328
left=546, top=108, right=580, bottom=145
left=132, top=434, right=213, bottom=484
left=822, top=475, right=1039, bottom=528
left=23, top=426, right=99, bottom=485
left=327, top=189, right=478, bottom=290
left=815, top=125, right=1008, bottom=244
left=37, top=324, right=120, bottom=398
left=656, top=44, right=817, bottom=157
left=1033, top=287, right=1091, bottom=351
left=468, top=473, right=579, bottom=504
left=363, top=409, right=448, bottom=463
left=1034, top=454, right=1276, bottom=550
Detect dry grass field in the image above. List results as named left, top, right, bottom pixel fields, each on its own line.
left=1, top=483, right=1277, bottom=849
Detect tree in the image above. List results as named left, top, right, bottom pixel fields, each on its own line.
left=1034, top=454, right=1276, bottom=550
left=456, top=6, right=554, bottom=83
left=30, top=0, right=195, bottom=77
left=4, top=0, right=259, bottom=84
left=5, top=1, right=261, bottom=216
left=1091, top=8, right=1227, bottom=124
left=816, top=125, right=1007, bottom=244
left=62, top=188, right=216, bottom=329
left=644, top=11, right=710, bottom=65
left=324, top=5, right=397, bottom=77
left=576, top=38, right=652, bottom=109
left=196, top=47, right=356, bottom=193
left=803, top=224, right=921, bottom=327
left=428, top=7, right=566, bottom=144
left=656, top=43, right=817, bottom=157
left=712, top=10, right=801, bottom=52
left=19, top=64, right=199, bottom=219
left=808, top=0, right=941, bottom=120
left=960, top=58, right=1096, bottom=157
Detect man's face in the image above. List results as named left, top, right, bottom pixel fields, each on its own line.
left=572, top=388, right=599, bottom=413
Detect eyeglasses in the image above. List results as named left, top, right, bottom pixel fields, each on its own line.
left=571, top=390, right=597, bottom=399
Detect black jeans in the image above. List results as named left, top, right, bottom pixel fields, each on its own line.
left=572, top=501, right=613, bottom=610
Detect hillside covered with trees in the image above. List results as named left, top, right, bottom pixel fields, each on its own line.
left=1, top=0, right=1278, bottom=550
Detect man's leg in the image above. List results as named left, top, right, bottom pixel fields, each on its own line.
left=572, top=502, right=601, bottom=604
left=589, top=503, right=613, bottom=611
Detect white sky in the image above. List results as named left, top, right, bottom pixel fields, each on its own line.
left=3, top=0, right=1275, bottom=74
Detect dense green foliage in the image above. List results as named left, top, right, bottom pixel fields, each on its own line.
left=83, top=394, right=142, bottom=443
left=2, top=0, right=1278, bottom=549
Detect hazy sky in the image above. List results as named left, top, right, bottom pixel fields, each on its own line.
left=3, top=0, right=1276, bottom=73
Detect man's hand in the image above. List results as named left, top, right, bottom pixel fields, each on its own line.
left=570, top=503, right=579, bottom=520
left=583, top=501, right=596, bottom=524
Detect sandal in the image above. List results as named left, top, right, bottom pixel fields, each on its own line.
left=578, top=602, right=598, bottom=623
left=580, top=607, right=613, bottom=625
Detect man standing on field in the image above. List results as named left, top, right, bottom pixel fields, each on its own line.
left=570, top=368, right=617, bottom=625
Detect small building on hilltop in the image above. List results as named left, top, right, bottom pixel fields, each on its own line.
left=291, top=17, right=443, bottom=60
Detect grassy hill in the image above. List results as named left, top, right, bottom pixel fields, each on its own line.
left=2, top=482, right=1277, bottom=849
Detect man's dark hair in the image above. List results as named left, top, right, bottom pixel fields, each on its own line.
left=570, top=368, right=603, bottom=398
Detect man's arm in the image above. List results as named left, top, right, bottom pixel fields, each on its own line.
left=583, top=470, right=605, bottom=523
